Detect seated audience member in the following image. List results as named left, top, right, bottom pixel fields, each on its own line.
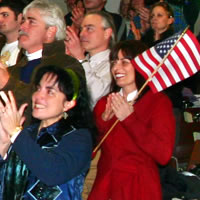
left=88, top=40, right=175, bottom=200
left=119, top=0, right=130, bottom=19
left=0, top=0, right=25, bottom=66
left=0, top=65, right=94, bottom=200
left=0, top=0, right=84, bottom=88
left=64, top=0, right=84, bottom=25
left=0, top=0, right=85, bottom=127
left=65, top=11, right=116, bottom=108
left=128, top=0, right=151, bottom=38
left=66, top=0, right=126, bottom=41
left=66, top=10, right=116, bottom=200
left=141, top=2, right=174, bottom=47
left=64, top=0, right=76, bottom=25
left=119, top=0, right=140, bottom=40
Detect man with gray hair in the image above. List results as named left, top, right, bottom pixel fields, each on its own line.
left=65, top=11, right=116, bottom=108
left=0, top=0, right=84, bottom=89
left=0, top=0, right=85, bottom=129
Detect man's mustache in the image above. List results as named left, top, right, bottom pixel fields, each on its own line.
left=19, top=30, right=29, bottom=36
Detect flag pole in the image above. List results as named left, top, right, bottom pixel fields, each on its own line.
left=93, top=26, right=189, bottom=155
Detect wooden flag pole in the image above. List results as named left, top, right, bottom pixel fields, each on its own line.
left=93, top=26, right=189, bottom=154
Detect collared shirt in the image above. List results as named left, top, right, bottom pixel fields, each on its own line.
left=81, top=49, right=112, bottom=108
left=25, top=49, right=43, bottom=61
left=119, top=88, right=138, bottom=102
left=1, top=40, right=20, bottom=67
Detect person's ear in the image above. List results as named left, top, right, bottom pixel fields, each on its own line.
left=63, top=100, right=76, bottom=112
left=167, top=16, right=174, bottom=25
left=17, top=13, right=23, bottom=24
left=46, top=26, right=57, bottom=42
left=104, top=27, right=112, bottom=40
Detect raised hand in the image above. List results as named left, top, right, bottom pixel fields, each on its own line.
left=71, top=6, right=85, bottom=30
left=138, top=7, right=150, bottom=33
left=110, top=93, right=134, bottom=121
left=102, top=94, right=114, bottom=121
left=65, top=26, right=85, bottom=59
left=130, top=21, right=141, bottom=40
left=0, top=91, right=28, bottom=137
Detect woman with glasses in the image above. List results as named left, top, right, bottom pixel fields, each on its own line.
left=88, top=40, right=175, bottom=200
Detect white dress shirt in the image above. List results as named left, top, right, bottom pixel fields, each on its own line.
left=119, top=89, right=138, bottom=102
left=1, top=40, right=20, bottom=67
left=25, top=49, right=43, bottom=61
left=81, top=49, right=112, bottom=108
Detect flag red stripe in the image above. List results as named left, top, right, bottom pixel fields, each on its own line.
left=178, top=39, right=199, bottom=75
left=182, top=34, right=200, bottom=71
left=159, top=62, right=177, bottom=85
left=154, top=68, right=171, bottom=89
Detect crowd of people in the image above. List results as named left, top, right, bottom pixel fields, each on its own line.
left=0, top=0, right=199, bottom=199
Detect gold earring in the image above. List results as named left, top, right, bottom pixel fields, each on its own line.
left=63, top=112, right=68, bottom=119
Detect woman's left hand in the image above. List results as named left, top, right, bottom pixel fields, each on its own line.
left=0, top=91, right=28, bottom=137
left=110, top=93, right=134, bottom=121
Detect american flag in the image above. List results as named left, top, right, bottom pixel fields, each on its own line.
left=131, top=29, right=200, bottom=93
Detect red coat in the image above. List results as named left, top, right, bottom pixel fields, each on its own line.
left=88, top=90, right=175, bottom=200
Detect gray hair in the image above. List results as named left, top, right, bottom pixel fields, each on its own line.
left=23, top=0, right=66, bottom=40
left=85, top=11, right=117, bottom=49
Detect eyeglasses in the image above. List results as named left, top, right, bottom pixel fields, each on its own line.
left=111, top=58, right=131, bottom=67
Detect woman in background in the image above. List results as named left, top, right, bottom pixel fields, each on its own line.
left=142, top=1, right=174, bottom=47
left=88, top=40, right=175, bottom=200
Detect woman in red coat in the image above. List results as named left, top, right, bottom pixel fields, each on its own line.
left=88, top=40, right=175, bottom=200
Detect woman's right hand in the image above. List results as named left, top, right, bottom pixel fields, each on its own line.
left=102, top=94, right=114, bottom=121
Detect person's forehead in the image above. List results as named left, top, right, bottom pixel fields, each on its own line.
left=0, top=6, right=15, bottom=14
left=40, top=73, right=58, bottom=87
left=24, top=8, right=42, bottom=19
left=152, top=6, right=166, bottom=13
left=82, top=14, right=102, bottom=26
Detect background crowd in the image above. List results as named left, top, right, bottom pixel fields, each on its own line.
left=0, top=0, right=199, bottom=199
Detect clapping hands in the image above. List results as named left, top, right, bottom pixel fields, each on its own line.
left=102, top=93, right=134, bottom=122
